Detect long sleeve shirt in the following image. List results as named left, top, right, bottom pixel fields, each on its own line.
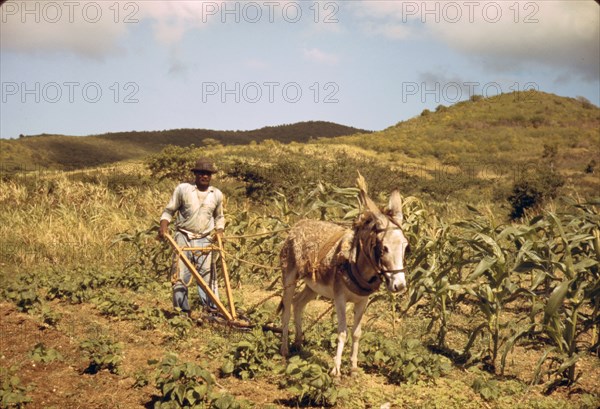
left=160, top=183, right=225, bottom=236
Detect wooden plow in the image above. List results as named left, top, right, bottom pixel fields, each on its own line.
left=163, top=232, right=281, bottom=332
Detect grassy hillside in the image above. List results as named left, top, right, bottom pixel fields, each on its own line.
left=320, top=91, right=597, bottom=168
left=0, top=121, right=369, bottom=170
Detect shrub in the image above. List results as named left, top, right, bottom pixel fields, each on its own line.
left=508, top=164, right=564, bottom=219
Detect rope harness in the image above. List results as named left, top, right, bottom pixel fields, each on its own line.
left=347, top=215, right=407, bottom=295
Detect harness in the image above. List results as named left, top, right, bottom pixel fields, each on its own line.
left=340, top=217, right=406, bottom=296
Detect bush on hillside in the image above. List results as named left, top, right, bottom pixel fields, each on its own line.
left=508, top=163, right=564, bottom=219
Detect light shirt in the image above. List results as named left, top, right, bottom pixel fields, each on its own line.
left=160, top=183, right=225, bottom=236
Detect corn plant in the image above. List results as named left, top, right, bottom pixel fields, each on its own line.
left=530, top=205, right=600, bottom=386
left=457, top=212, right=540, bottom=372
left=403, top=201, right=472, bottom=348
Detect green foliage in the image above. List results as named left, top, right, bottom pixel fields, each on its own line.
left=139, top=306, right=167, bottom=330
left=153, top=354, right=242, bottom=409
left=114, top=225, right=172, bottom=281
left=508, top=163, right=564, bottom=219
left=92, top=289, right=139, bottom=320
left=40, top=305, right=62, bottom=327
left=472, top=376, right=500, bottom=401
left=80, top=336, right=123, bottom=374
left=2, top=279, right=40, bottom=313
left=28, top=343, right=63, bottom=363
left=43, top=267, right=111, bottom=304
left=220, top=327, right=282, bottom=380
left=404, top=198, right=599, bottom=388
left=0, top=367, right=33, bottom=408
left=281, top=356, right=346, bottom=407
left=360, top=334, right=451, bottom=384
left=167, top=313, right=194, bottom=339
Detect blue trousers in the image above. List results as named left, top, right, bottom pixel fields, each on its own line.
left=171, top=232, right=219, bottom=313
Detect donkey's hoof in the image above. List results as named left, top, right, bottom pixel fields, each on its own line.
left=330, top=366, right=341, bottom=377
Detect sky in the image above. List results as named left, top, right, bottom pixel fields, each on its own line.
left=0, top=0, right=599, bottom=139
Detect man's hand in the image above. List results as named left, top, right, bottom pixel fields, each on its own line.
left=214, top=228, right=224, bottom=241
left=158, top=220, right=170, bottom=240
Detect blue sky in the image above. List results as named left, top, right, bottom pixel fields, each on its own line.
left=1, top=0, right=598, bottom=138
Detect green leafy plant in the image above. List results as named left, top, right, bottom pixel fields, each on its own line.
left=29, top=343, right=63, bottom=363
left=92, top=289, right=139, bottom=320
left=153, top=354, right=242, bottom=409
left=167, top=313, right=193, bottom=339
left=3, top=284, right=40, bottom=313
left=280, top=356, right=346, bottom=407
left=221, top=326, right=282, bottom=380
left=472, top=376, right=500, bottom=401
left=360, top=333, right=450, bottom=384
left=0, top=366, right=33, bottom=408
left=80, top=336, right=123, bottom=374
left=40, top=305, right=62, bottom=327
left=140, top=306, right=166, bottom=330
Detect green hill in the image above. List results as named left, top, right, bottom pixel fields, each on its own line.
left=320, top=91, right=599, bottom=170
left=0, top=121, right=369, bottom=170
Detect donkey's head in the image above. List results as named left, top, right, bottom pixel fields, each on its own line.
left=357, top=174, right=409, bottom=292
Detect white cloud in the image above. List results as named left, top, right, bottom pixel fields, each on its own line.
left=0, top=1, right=128, bottom=59
left=303, top=47, right=340, bottom=65
left=353, top=0, right=600, bottom=82
left=0, top=0, right=215, bottom=58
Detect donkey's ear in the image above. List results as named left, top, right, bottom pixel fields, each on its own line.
left=357, top=171, right=381, bottom=215
left=387, top=190, right=403, bottom=224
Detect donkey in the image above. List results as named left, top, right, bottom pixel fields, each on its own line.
left=279, top=175, right=409, bottom=376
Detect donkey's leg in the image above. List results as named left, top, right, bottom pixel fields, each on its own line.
left=331, top=294, right=347, bottom=377
left=280, top=269, right=296, bottom=357
left=292, top=286, right=317, bottom=349
left=350, top=297, right=369, bottom=374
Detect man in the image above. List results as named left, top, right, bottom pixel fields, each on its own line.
left=158, top=158, right=225, bottom=319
